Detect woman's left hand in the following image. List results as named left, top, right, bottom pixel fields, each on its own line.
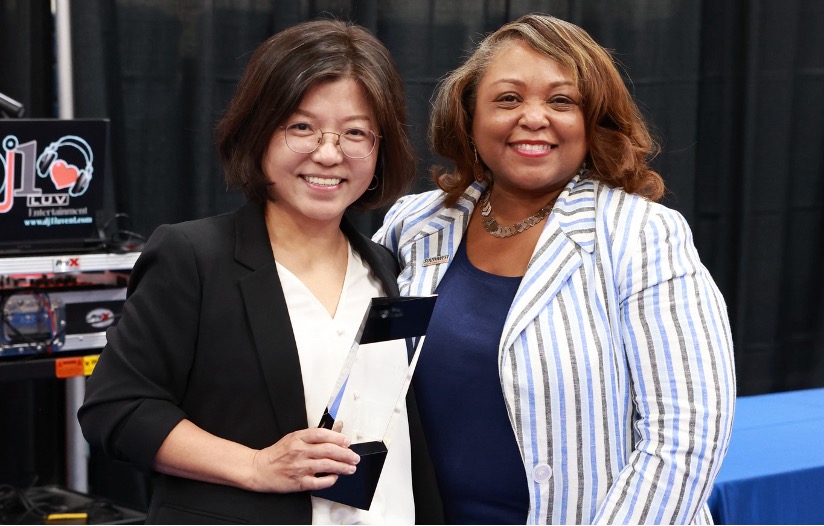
left=247, top=426, right=360, bottom=493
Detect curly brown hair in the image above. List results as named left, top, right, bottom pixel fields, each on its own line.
left=216, top=19, right=415, bottom=210
left=429, top=13, right=664, bottom=206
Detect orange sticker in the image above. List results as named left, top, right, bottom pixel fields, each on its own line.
left=55, top=357, right=84, bottom=378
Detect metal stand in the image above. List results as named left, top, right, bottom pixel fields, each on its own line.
left=54, top=0, right=86, bottom=493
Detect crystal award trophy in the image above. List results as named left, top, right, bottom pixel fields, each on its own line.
left=311, top=295, right=437, bottom=510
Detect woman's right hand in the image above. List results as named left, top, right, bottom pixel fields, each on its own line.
left=249, top=426, right=360, bottom=493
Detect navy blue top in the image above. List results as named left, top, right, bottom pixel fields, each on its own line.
left=413, top=239, right=529, bottom=524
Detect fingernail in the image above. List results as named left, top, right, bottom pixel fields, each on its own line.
left=352, top=454, right=360, bottom=464
left=347, top=465, right=356, bottom=474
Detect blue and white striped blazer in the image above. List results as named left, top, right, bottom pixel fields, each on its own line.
left=373, top=174, right=735, bottom=524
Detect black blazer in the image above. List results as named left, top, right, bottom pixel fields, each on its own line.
left=79, top=202, right=442, bottom=524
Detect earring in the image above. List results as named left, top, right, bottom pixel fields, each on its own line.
left=367, top=175, right=379, bottom=191
left=472, top=146, right=485, bottom=183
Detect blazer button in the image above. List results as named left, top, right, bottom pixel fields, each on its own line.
left=532, top=463, right=552, bottom=483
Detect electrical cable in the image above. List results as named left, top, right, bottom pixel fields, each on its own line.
left=0, top=482, right=126, bottom=524
left=99, top=213, right=146, bottom=253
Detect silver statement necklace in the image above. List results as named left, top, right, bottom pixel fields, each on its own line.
left=478, top=188, right=557, bottom=238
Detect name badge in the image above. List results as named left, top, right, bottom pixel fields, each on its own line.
left=422, top=255, right=449, bottom=267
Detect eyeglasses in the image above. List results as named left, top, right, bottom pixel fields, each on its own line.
left=282, top=123, right=380, bottom=159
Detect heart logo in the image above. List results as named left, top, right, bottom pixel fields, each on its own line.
left=50, top=160, right=80, bottom=189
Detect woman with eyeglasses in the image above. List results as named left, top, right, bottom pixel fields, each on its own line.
left=79, top=19, right=441, bottom=524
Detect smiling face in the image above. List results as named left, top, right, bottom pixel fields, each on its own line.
left=262, top=77, right=379, bottom=227
left=471, top=39, right=587, bottom=198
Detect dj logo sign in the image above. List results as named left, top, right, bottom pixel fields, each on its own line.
left=1, top=133, right=95, bottom=214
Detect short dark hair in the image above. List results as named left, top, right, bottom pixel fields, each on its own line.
left=216, top=19, right=414, bottom=210
left=430, top=13, right=664, bottom=205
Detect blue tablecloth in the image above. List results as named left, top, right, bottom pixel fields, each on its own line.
left=708, top=388, right=824, bottom=524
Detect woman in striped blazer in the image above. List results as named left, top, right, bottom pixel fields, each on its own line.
left=373, top=14, right=735, bottom=525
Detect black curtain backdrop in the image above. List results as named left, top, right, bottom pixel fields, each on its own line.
left=1, top=0, right=823, bottom=508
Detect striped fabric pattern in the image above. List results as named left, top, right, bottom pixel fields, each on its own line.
left=373, top=174, right=735, bottom=524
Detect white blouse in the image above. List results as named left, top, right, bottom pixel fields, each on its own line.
left=276, top=241, right=414, bottom=524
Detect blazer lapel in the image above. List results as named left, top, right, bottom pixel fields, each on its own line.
left=234, top=202, right=309, bottom=436
left=342, top=217, right=400, bottom=296
left=401, top=183, right=484, bottom=297
left=501, top=176, right=597, bottom=351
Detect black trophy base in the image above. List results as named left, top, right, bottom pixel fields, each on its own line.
left=312, top=440, right=387, bottom=510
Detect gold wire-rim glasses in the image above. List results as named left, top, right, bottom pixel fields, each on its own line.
left=281, top=123, right=381, bottom=159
